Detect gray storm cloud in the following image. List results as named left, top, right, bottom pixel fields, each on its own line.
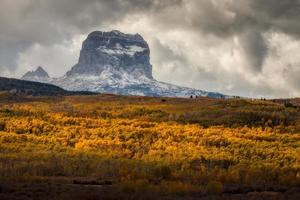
left=239, top=29, right=268, bottom=72
left=0, top=0, right=300, bottom=98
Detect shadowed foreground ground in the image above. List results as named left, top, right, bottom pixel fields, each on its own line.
left=1, top=181, right=299, bottom=200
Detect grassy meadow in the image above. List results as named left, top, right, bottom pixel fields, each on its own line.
left=0, top=94, right=299, bottom=199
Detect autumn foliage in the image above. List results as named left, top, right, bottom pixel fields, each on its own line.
left=0, top=94, right=299, bottom=196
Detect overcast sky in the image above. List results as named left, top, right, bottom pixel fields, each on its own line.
left=1, top=0, right=300, bottom=98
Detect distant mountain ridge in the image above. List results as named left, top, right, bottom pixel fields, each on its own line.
left=22, top=66, right=50, bottom=80
left=0, top=77, right=95, bottom=96
left=22, top=30, right=226, bottom=98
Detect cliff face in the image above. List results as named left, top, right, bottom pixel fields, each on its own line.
left=66, top=30, right=153, bottom=79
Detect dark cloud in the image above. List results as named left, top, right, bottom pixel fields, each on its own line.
left=146, top=0, right=300, bottom=72
left=239, top=29, right=268, bottom=72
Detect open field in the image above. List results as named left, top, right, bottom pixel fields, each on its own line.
left=0, top=94, right=299, bottom=199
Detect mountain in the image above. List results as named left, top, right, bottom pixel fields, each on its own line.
left=21, top=30, right=225, bottom=98
left=0, top=77, right=95, bottom=96
left=66, top=30, right=153, bottom=79
left=22, top=66, right=50, bottom=81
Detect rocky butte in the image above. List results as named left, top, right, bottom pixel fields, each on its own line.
left=22, top=30, right=225, bottom=98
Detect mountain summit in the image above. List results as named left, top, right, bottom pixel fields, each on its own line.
left=21, top=30, right=225, bottom=98
left=22, top=66, right=49, bottom=80
left=66, top=30, right=153, bottom=79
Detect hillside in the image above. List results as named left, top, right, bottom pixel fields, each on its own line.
left=0, top=77, right=96, bottom=96
left=0, top=94, right=299, bottom=199
left=273, top=98, right=300, bottom=107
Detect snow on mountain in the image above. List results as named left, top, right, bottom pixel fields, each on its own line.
left=97, top=44, right=147, bottom=57
left=21, top=30, right=225, bottom=98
